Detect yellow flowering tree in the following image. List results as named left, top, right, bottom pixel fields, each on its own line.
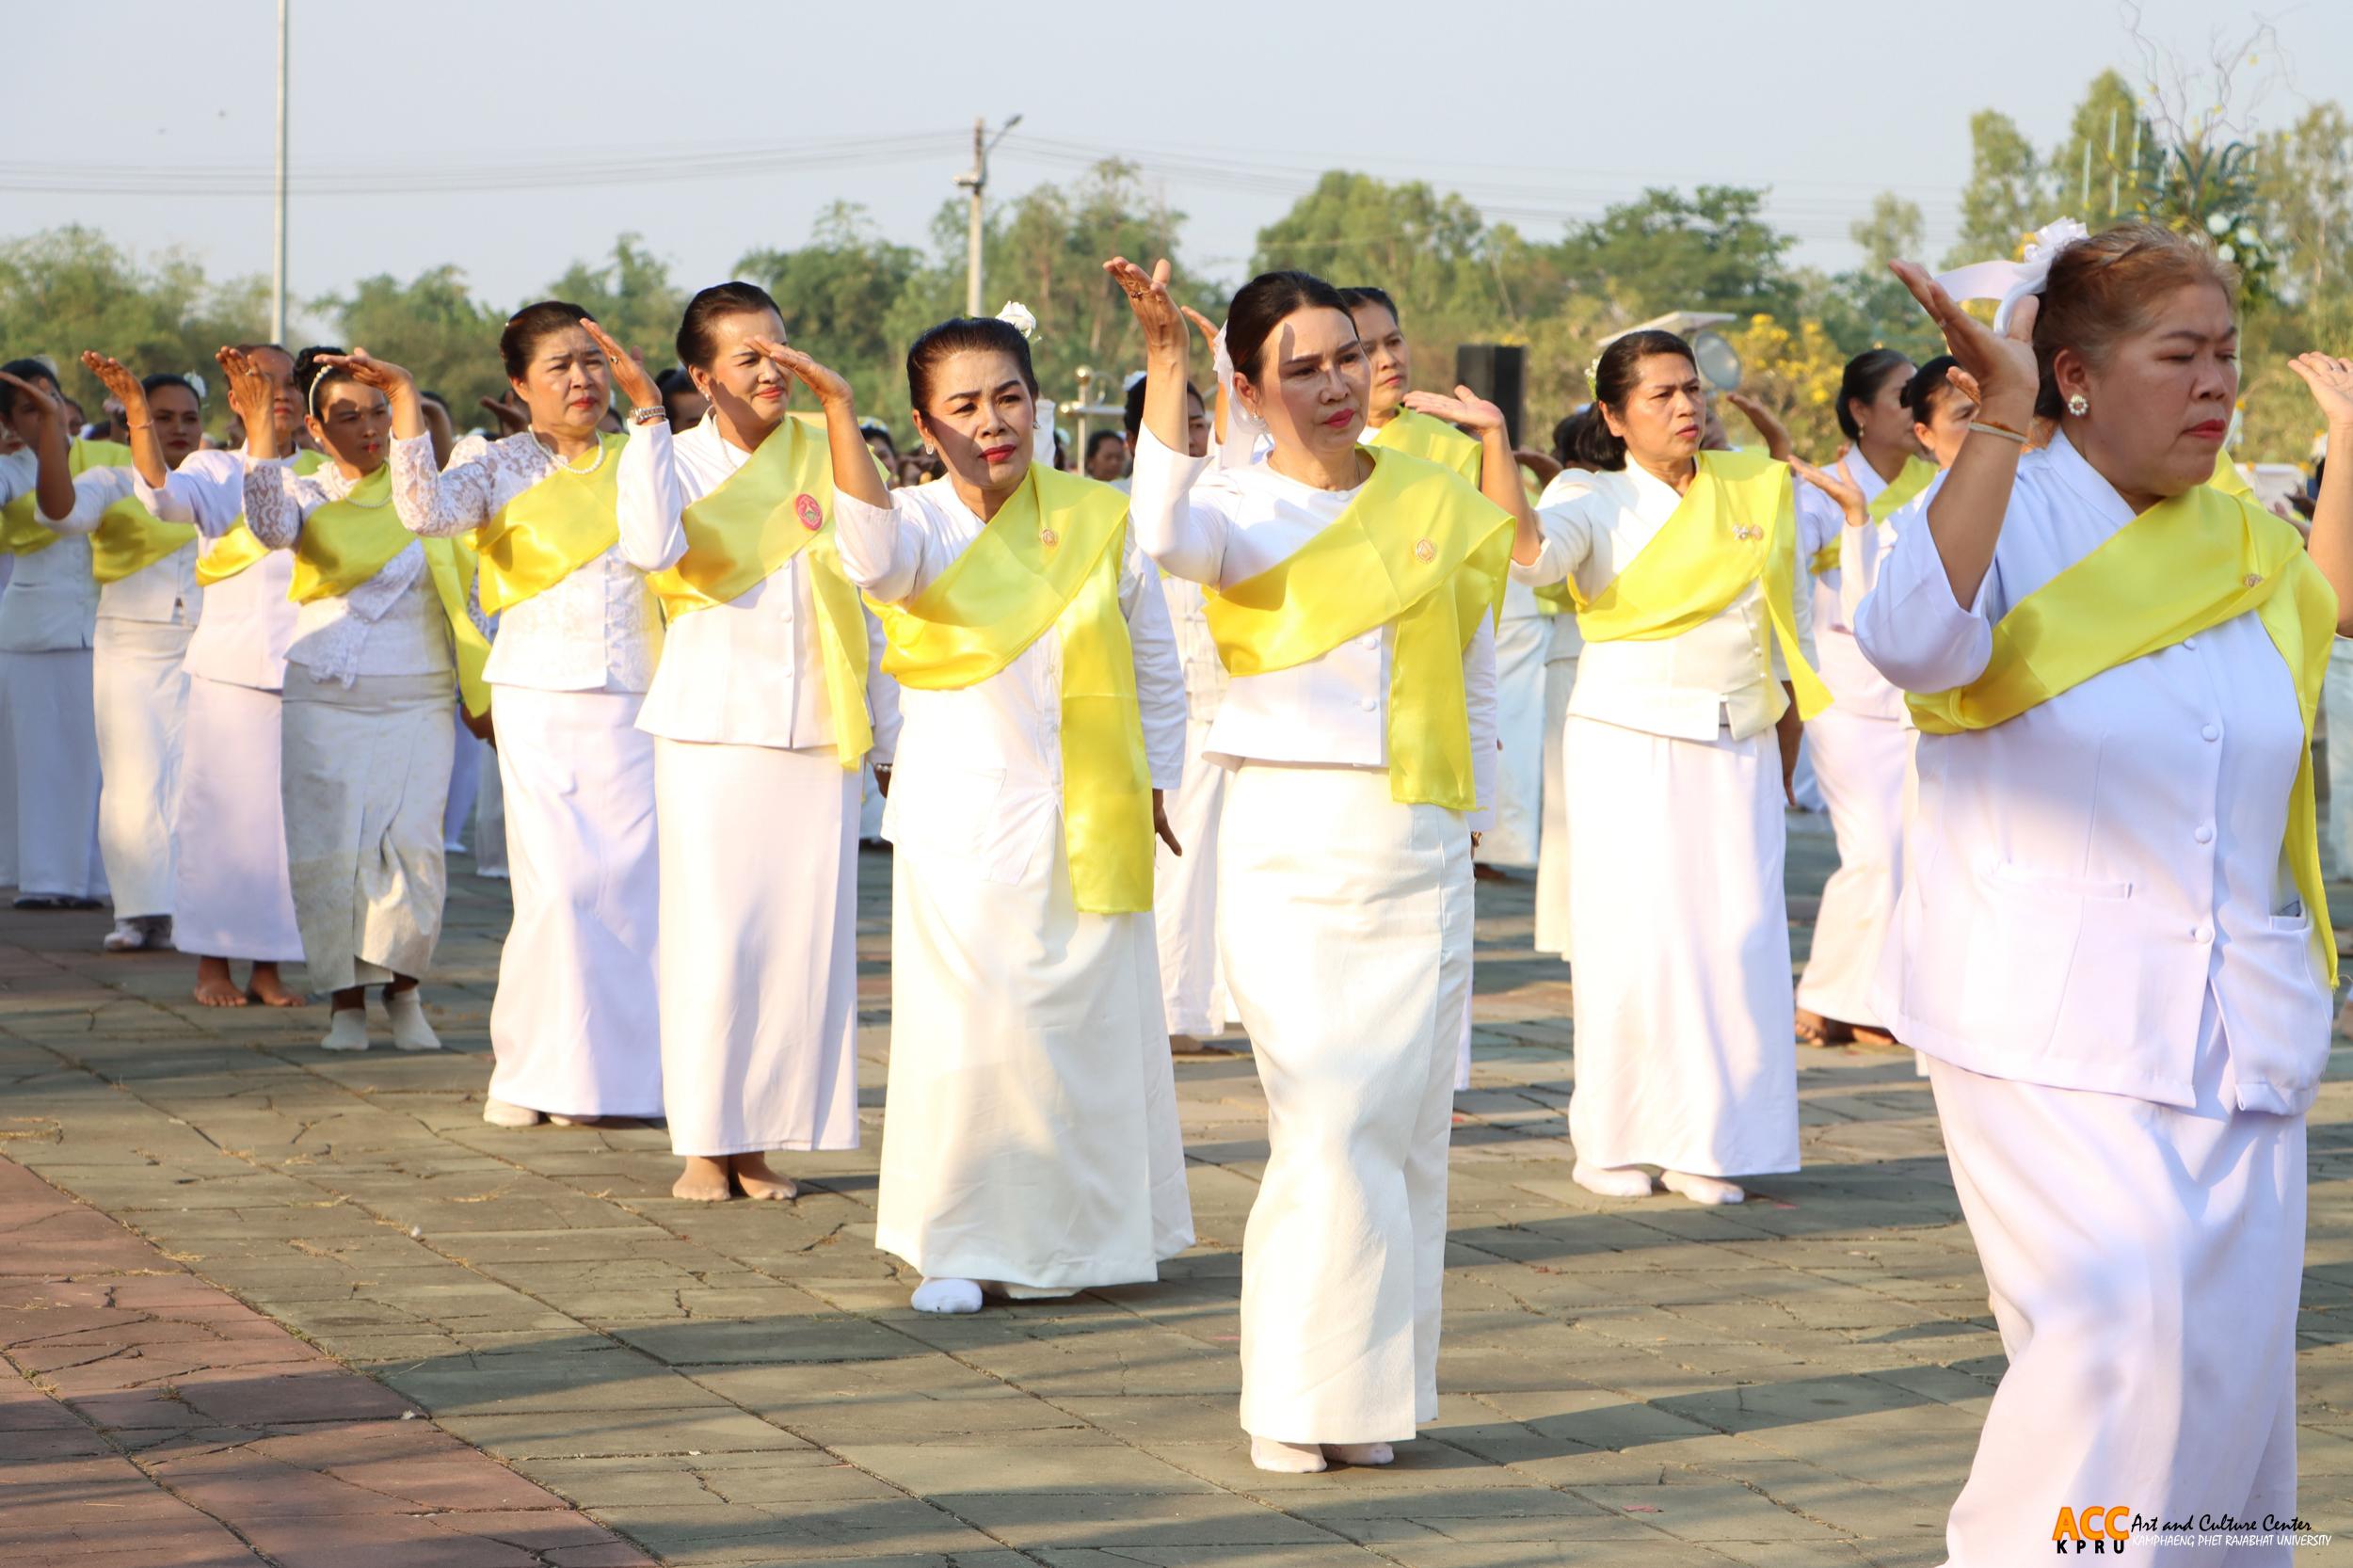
left=1717, top=314, right=1849, bottom=459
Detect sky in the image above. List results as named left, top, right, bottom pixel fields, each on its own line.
left=8, top=0, right=2350, bottom=333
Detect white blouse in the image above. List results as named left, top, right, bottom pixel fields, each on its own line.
left=137, top=449, right=298, bottom=690
left=27, top=461, right=200, bottom=627
left=0, top=448, right=101, bottom=654
left=832, top=472, right=1186, bottom=887
left=1799, top=454, right=1913, bottom=723
left=246, top=461, right=462, bottom=685
left=1854, top=431, right=2327, bottom=1112
left=1127, top=429, right=1499, bottom=830
left=392, top=429, right=659, bottom=694
left=616, top=417, right=899, bottom=753
left=1512, top=458, right=1816, bottom=743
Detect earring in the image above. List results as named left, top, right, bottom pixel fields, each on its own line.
left=2066, top=392, right=2089, bottom=417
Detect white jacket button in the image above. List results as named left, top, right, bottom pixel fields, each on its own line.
left=2194, top=824, right=2215, bottom=844
left=2192, top=925, right=2214, bottom=943
left=2201, top=724, right=2221, bottom=742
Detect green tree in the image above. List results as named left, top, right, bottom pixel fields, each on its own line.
left=1950, top=109, right=2045, bottom=264
left=1252, top=171, right=1507, bottom=333
left=319, top=264, right=509, bottom=414
left=737, top=202, right=925, bottom=422
left=544, top=233, right=684, bottom=371
left=2256, top=103, right=2353, bottom=301
left=2050, top=71, right=2154, bottom=231
left=1551, top=186, right=1798, bottom=321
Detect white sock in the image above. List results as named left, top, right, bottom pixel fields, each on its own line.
left=1250, top=1437, right=1327, bottom=1474
left=385, top=990, right=441, bottom=1051
left=910, top=1277, right=984, bottom=1315
left=320, top=1009, right=369, bottom=1051
left=1661, top=1171, right=1746, bottom=1206
left=482, top=1097, right=542, bottom=1128
left=1325, top=1442, right=1395, bottom=1466
left=1572, top=1161, right=1655, bottom=1198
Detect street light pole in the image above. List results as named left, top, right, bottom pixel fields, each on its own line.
left=271, top=0, right=289, bottom=344
left=955, top=113, right=1021, bottom=317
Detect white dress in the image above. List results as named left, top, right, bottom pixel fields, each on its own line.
left=392, top=430, right=664, bottom=1119
left=1530, top=472, right=1591, bottom=957
left=136, top=450, right=304, bottom=961
left=616, top=417, right=899, bottom=1159
left=833, top=471, right=1192, bottom=1292
left=248, top=462, right=462, bottom=991
left=1855, top=431, right=2315, bottom=1566
left=1517, top=459, right=1809, bottom=1179
left=0, top=448, right=106, bottom=902
left=1153, top=567, right=1232, bottom=1037
left=1475, top=575, right=1548, bottom=868
left=1130, top=429, right=1496, bottom=1444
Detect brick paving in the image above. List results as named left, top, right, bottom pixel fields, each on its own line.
left=4, top=819, right=2353, bottom=1565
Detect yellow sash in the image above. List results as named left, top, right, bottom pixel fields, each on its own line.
left=645, top=413, right=872, bottom=767
left=286, top=466, right=491, bottom=717
left=474, top=433, right=626, bottom=614
left=199, top=450, right=327, bottom=586
left=1809, top=456, right=1938, bottom=577
left=2210, top=451, right=2255, bottom=500
left=1, top=438, right=133, bottom=559
left=1204, top=448, right=1512, bottom=810
left=87, top=437, right=197, bottom=584
left=1365, top=408, right=1482, bottom=482
left=1572, top=449, right=1831, bottom=718
left=1910, top=485, right=2335, bottom=985
left=873, top=467, right=1151, bottom=914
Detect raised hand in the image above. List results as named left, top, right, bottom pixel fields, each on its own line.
left=478, top=392, right=531, bottom=435
left=1791, top=456, right=1867, bottom=527
left=744, top=337, right=852, bottom=408
left=312, top=347, right=415, bottom=396
left=1724, top=392, right=1794, bottom=463
left=1402, top=385, right=1507, bottom=435
left=1889, top=259, right=2038, bottom=426
left=1104, top=256, right=1186, bottom=359
left=2287, top=353, right=2353, bottom=432
left=80, top=351, right=147, bottom=423
left=216, top=345, right=280, bottom=447
left=581, top=319, right=661, bottom=411
left=1178, top=304, right=1221, bottom=358
left=0, top=368, right=64, bottom=431
left=1945, top=365, right=1983, bottom=407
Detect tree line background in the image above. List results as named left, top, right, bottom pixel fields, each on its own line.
left=3, top=68, right=2348, bottom=465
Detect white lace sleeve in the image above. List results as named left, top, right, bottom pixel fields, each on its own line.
left=393, top=432, right=501, bottom=537
left=244, top=460, right=310, bottom=548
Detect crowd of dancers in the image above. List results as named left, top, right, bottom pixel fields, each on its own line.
left=2, top=214, right=2351, bottom=1563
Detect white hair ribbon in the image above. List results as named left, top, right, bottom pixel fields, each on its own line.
left=1932, top=217, right=2089, bottom=334
left=1212, top=325, right=1270, bottom=471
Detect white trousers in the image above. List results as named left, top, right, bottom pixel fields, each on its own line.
left=1222, top=763, right=1472, bottom=1444
left=280, top=668, right=453, bottom=992
left=92, top=617, right=192, bottom=919
left=875, top=824, right=1192, bottom=1290
left=444, top=706, right=484, bottom=852
left=654, top=738, right=860, bottom=1158
left=173, top=676, right=302, bottom=961
left=0, top=648, right=104, bottom=901
left=1795, top=710, right=1913, bottom=1030
left=1154, top=722, right=1230, bottom=1037
left=1565, top=718, right=1799, bottom=1176
left=1473, top=613, right=1549, bottom=867
left=487, top=687, right=662, bottom=1118
left=1928, top=1002, right=2300, bottom=1567
left=1533, top=644, right=1577, bottom=957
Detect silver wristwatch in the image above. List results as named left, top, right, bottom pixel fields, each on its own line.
left=628, top=406, right=667, bottom=426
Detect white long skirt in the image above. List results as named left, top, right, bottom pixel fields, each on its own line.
left=875, top=824, right=1192, bottom=1290
left=1533, top=642, right=1577, bottom=956
left=1565, top=717, right=1798, bottom=1176
left=174, top=676, right=302, bottom=961
left=1222, top=763, right=1472, bottom=1444
left=280, top=667, right=453, bottom=992
left=1794, top=709, right=1913, bottom=1030
left=1474, top=612, right=1549, bottom=868
left=1154, top=721, right=1230, bottom=1037
left=93, top=617, right=192, bottom=919
left=487, top=686, right=662, bottom=1118
left=654, top=738, right=859, bottom=1158
left=0, top=648, right=105, bottom=901
left=1928, top=1001, right=2301, bottom=1567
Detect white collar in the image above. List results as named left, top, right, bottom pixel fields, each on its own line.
left=2040, top=429, right=2137, bottom=536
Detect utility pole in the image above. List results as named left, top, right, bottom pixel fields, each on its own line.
left=271, top=0, right=289, bottom=344
left=955, top=113, right=1022, bottom=317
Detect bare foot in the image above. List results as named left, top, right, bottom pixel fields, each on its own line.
left=731, top=1153, right=797, bottom=1201
left=1794, top=1007, right=1837, bottom=1044
left=193, top=957, right=248, bottom=1008
left=1850, top=1025, right=1902, bottom=1048
left=246, top=963, right=307, bottom=1007
left=672, top=1156, right=734, bottom=1202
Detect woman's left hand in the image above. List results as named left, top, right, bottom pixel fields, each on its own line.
left=1105, top=257, right=1188, bottom=360
left=1791, top=456, right=1868, bottom=527
left=1402, top=385, right=1506, bottom=435
left=1153, top=789, right=1180, bottom=856
left=1724, top=392, right=1794, bottom=462
left=744, top=337, right=853, bottom=408
left=582, top=319, right=662, bottom=413
left=461, top=705, right=496, bottom=746
left=2289, top=353, right=2353, bottom=433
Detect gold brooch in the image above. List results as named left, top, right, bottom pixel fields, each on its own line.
left=2245, top=572, right=2263, bottom=587
left=1040, top=527, right=1060, bottom=549
left=1413, top=538, right=1436, bottom=563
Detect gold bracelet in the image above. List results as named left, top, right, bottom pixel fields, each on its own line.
left=1966, top=420, right=2029, bottom=445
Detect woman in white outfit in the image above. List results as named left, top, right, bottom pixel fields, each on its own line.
left=833, top=305, right=1192, bottom=1319
left=0, top=360, right=106, bottom=908
left=387, top=303, right=664, bottom=1129
left=1116, top=259, right=1528, bottom=1475
left=1518, top=331, right=1827, bottom=1207
left=1858, top=221, right=2351, bottom=1566
left=611, top=283, right=896, bottom=1202
left=122, top=344, right=312, bottom=1008
left=240, top=346, right=489, bottom=1051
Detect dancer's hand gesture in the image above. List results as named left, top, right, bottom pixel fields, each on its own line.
left=581, top=319, right=661, bottom=413
left=1724, top=392, right=1793, bottom=462
left=1402, top=385, right=1508, bottom=435
left=1105, top=257, right=1186, bottom=359
left=1791, top=456, right=1867, bottom=528
left=744, top=338, right=852, bottom=408
left=2288, top=353, right=2353, bottom=433
left=80, top=352, right=147, bottom=424
left=1890, top=259, right=2038, bottom=428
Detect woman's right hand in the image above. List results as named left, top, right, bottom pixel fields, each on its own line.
left=0, top=368, right=63, bottom=433
left=1889, top=259, right=2038, bottom=427
left=477, top=392, right=531, bottom=436
left=314, top=347, right=416, bottom=397
left=216, top=345, right=281, bottom=446
left=1104, top=256, right=1187, bottom=360
left=581, top=319, right=662, bottom=413
left=80, top=352, right=149, bottom=424
left=2288, top=353, right=2353, bottom=434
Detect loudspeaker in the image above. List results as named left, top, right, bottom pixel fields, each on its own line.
left=1453, top=344, right=1526, bottom=447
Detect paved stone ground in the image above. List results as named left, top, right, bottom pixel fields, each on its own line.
left=6, top=817, right=2353, bottom=1566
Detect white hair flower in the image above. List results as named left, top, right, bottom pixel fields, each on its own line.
left=996, top=301, right=1038, bottom=342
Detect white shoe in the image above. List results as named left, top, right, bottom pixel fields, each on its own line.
left=1661, top=1171, right=1747, bottom=1206
left=910, top=1277, right=984, bottom=1314
left=1250, top=1437, right=1328, bottom=1474
left=385, top=989, right=442, bottom=1051
left=1572, top=1161, right=1657, bottom=1198
left=320, top=1009, right=370, bottom=1051
left=482, top=1097, right=542, bottom=1128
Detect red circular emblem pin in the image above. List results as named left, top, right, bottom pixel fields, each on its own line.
left=794, top=493, right=823, bottom=531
